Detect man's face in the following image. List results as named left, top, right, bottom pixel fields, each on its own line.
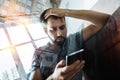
left=46, top=18, right=67, bottom=46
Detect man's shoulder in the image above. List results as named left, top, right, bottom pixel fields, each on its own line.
left=34, top=43, right=49, bottom=55
left=67, top=31, right=81, bottom=38
left=67, top=31, right=82, bottom=42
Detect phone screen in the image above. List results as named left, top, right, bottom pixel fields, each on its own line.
left=66, top=49, right=84, bottom=66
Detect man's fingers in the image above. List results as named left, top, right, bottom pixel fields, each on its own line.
left=53, top=60, right=85, bottom=80
left=45, top=8, right=53, bottom=19
left=61, top=60, right=80, bottom=73
left=76, top=60, right=85, bottom=72
left=56, top=60, right=66, bottom=68
left=62, top=60, right=85, bottom=73
left=44, top=8, right=65, bottom=19
left=62, top=60, right=85, bottom=80
left=75, top=60, right=85, bottom=69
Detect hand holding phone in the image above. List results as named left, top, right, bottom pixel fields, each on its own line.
left=66, top=49, right=84, bottom=66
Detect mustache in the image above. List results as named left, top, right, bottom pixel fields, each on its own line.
left=56, top=36, right=65, bottom=39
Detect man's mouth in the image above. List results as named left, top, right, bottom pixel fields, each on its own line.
left=57, top=37, right=63, bottom=41
left=56, top=36, right=64, bottom=42
left=54, top=36, right=65, bottom=46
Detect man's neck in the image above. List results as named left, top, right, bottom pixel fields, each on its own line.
left=49, top=43, right=60, bottom=51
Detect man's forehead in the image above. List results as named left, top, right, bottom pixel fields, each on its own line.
left=47, top=23, right=66, bottom=28
left=46, top=22, right=66, bottom=29
left=47, top=17, right=65, bottom=22
left=47, top=18, right=65, bottom=25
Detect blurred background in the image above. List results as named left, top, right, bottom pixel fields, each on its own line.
left=0, top=0, right=119, bottom=80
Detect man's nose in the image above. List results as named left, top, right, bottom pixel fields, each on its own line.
left=57, top=29, right=62, bottom=36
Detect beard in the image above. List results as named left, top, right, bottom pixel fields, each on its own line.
left=54, top=36, right=66, bottom=46
left=48, top=35, right=66, bottom=46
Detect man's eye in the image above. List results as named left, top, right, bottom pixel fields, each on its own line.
left=59, top=26, right=65, bottom=30
left=50, top=28, right=57, bottom=31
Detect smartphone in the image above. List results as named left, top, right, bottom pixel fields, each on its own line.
left=66, top=49, right=84, bottom=66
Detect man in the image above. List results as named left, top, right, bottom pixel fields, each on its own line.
left=28, top=8, right=110, bottom=80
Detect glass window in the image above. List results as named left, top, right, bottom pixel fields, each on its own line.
left=0, top=28, right=10, bottom=49
left=16, top=43, right=35, bottom=74
left=0, top=22, right=49, bottom=79
left=7, top=25, right=31, bottom=45
left=0, top=49, right=20, bottom=80
left=27, top=23, right=47, bottom=40
left=35, top=38, right=49, bottom=48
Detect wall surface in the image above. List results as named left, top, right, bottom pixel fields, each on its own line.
left=59, top=0, right=84, bottom=35
left=59, top=0, right=120, bottom=35
left=91, top=0, right=120, bottom=14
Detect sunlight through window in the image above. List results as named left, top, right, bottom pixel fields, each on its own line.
left=35, top=38, right=49, bottom=48
left=26, top=23, right=47, bottom=40
left=7, top=25, right=31, bottom=45
left=16, top=43, right=35, bottom=74
left=0, top=21, right=49, bottom=80
left=0, top=28, right=10, bottom=49
left=0, top=49, right=19, bottom=80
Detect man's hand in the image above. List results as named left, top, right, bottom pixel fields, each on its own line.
left=47, top=59, right=85, bottom=80
left=45, top=8, right=67, bottom=19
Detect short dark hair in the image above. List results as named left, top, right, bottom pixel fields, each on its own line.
left=40, top=8, right=65, bottom=24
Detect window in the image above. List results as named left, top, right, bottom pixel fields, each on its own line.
left=16, top=43, right=35, bottom=73
left=26, top=23, right=47, bottom=40
left=0, top=22, right=49, bottom=80
left=0, top=28, right=10, bottom=49
left=7, top=25, right=31, bottom=45
left=0, top=49, right=19, bottom=80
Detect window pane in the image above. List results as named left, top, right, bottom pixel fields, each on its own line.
left=0, top=49, right=20, bottom=80
left=35, top=38, right=49, bottom=48
left=27, top=23, right=47, bottom=40
left=7, top=25, right=31, bottom=45
left=0, top=28, right=10, bottom=48
left=16, top=43, right=35, bottom=74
